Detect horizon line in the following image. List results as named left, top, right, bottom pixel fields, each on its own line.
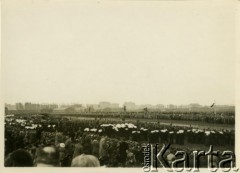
left=4, top=102, right=235, bottom=107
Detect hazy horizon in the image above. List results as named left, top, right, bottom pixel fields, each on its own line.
left=2, top=0, right=236, bottom=106
left=4, top=101, right=235, bottom=107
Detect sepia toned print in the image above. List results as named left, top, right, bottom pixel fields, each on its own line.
left=1, top=0, right=238, bottom=172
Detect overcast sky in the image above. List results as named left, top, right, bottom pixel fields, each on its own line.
left=2, top=0, right=236, bottom=105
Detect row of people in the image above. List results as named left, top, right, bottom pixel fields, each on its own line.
left=5, top=146, right=100, bottom=167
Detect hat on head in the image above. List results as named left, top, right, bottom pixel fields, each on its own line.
left=60, top=143, right=65, bottom=148
left=36, top=146, right=59, bottom=166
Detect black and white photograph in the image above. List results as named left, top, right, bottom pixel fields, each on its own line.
left=1, top=0, right=239, bottom=172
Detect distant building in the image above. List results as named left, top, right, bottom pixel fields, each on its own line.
left=156, top=104, right=165, bottom=109
left=87, top=104, right=100, bottom=110
left=21, top=103, right=58, bottom=111
left=40, top=104, right=58, bottom=111
left=5, top=107, right=8, bottom=115
left=25, top=102, right=32, bottom=110
left=16, top=103, right=24, bottom=110
left=123, top=102, right=136, bottom=110
left=25, top=102, right=40, bottom=111
left=5, top=103, right=16, bottom=110
left=99, top=102, right=111, bottom=109
left=177, top=105, right=189, bottom=109
left=166, top=104, right=177, bottom=109
left=110, top=103, right=119, bottom=109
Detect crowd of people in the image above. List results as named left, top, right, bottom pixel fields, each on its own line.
left=4, top=114, right=235, bottom=167
left=59, top=111, right=235, bottom=125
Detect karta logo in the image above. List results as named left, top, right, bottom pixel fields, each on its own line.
left=142, top=144, right=238, bottom=172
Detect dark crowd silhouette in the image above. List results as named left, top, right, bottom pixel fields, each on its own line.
left=5, top=114, right=234, bottom=167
